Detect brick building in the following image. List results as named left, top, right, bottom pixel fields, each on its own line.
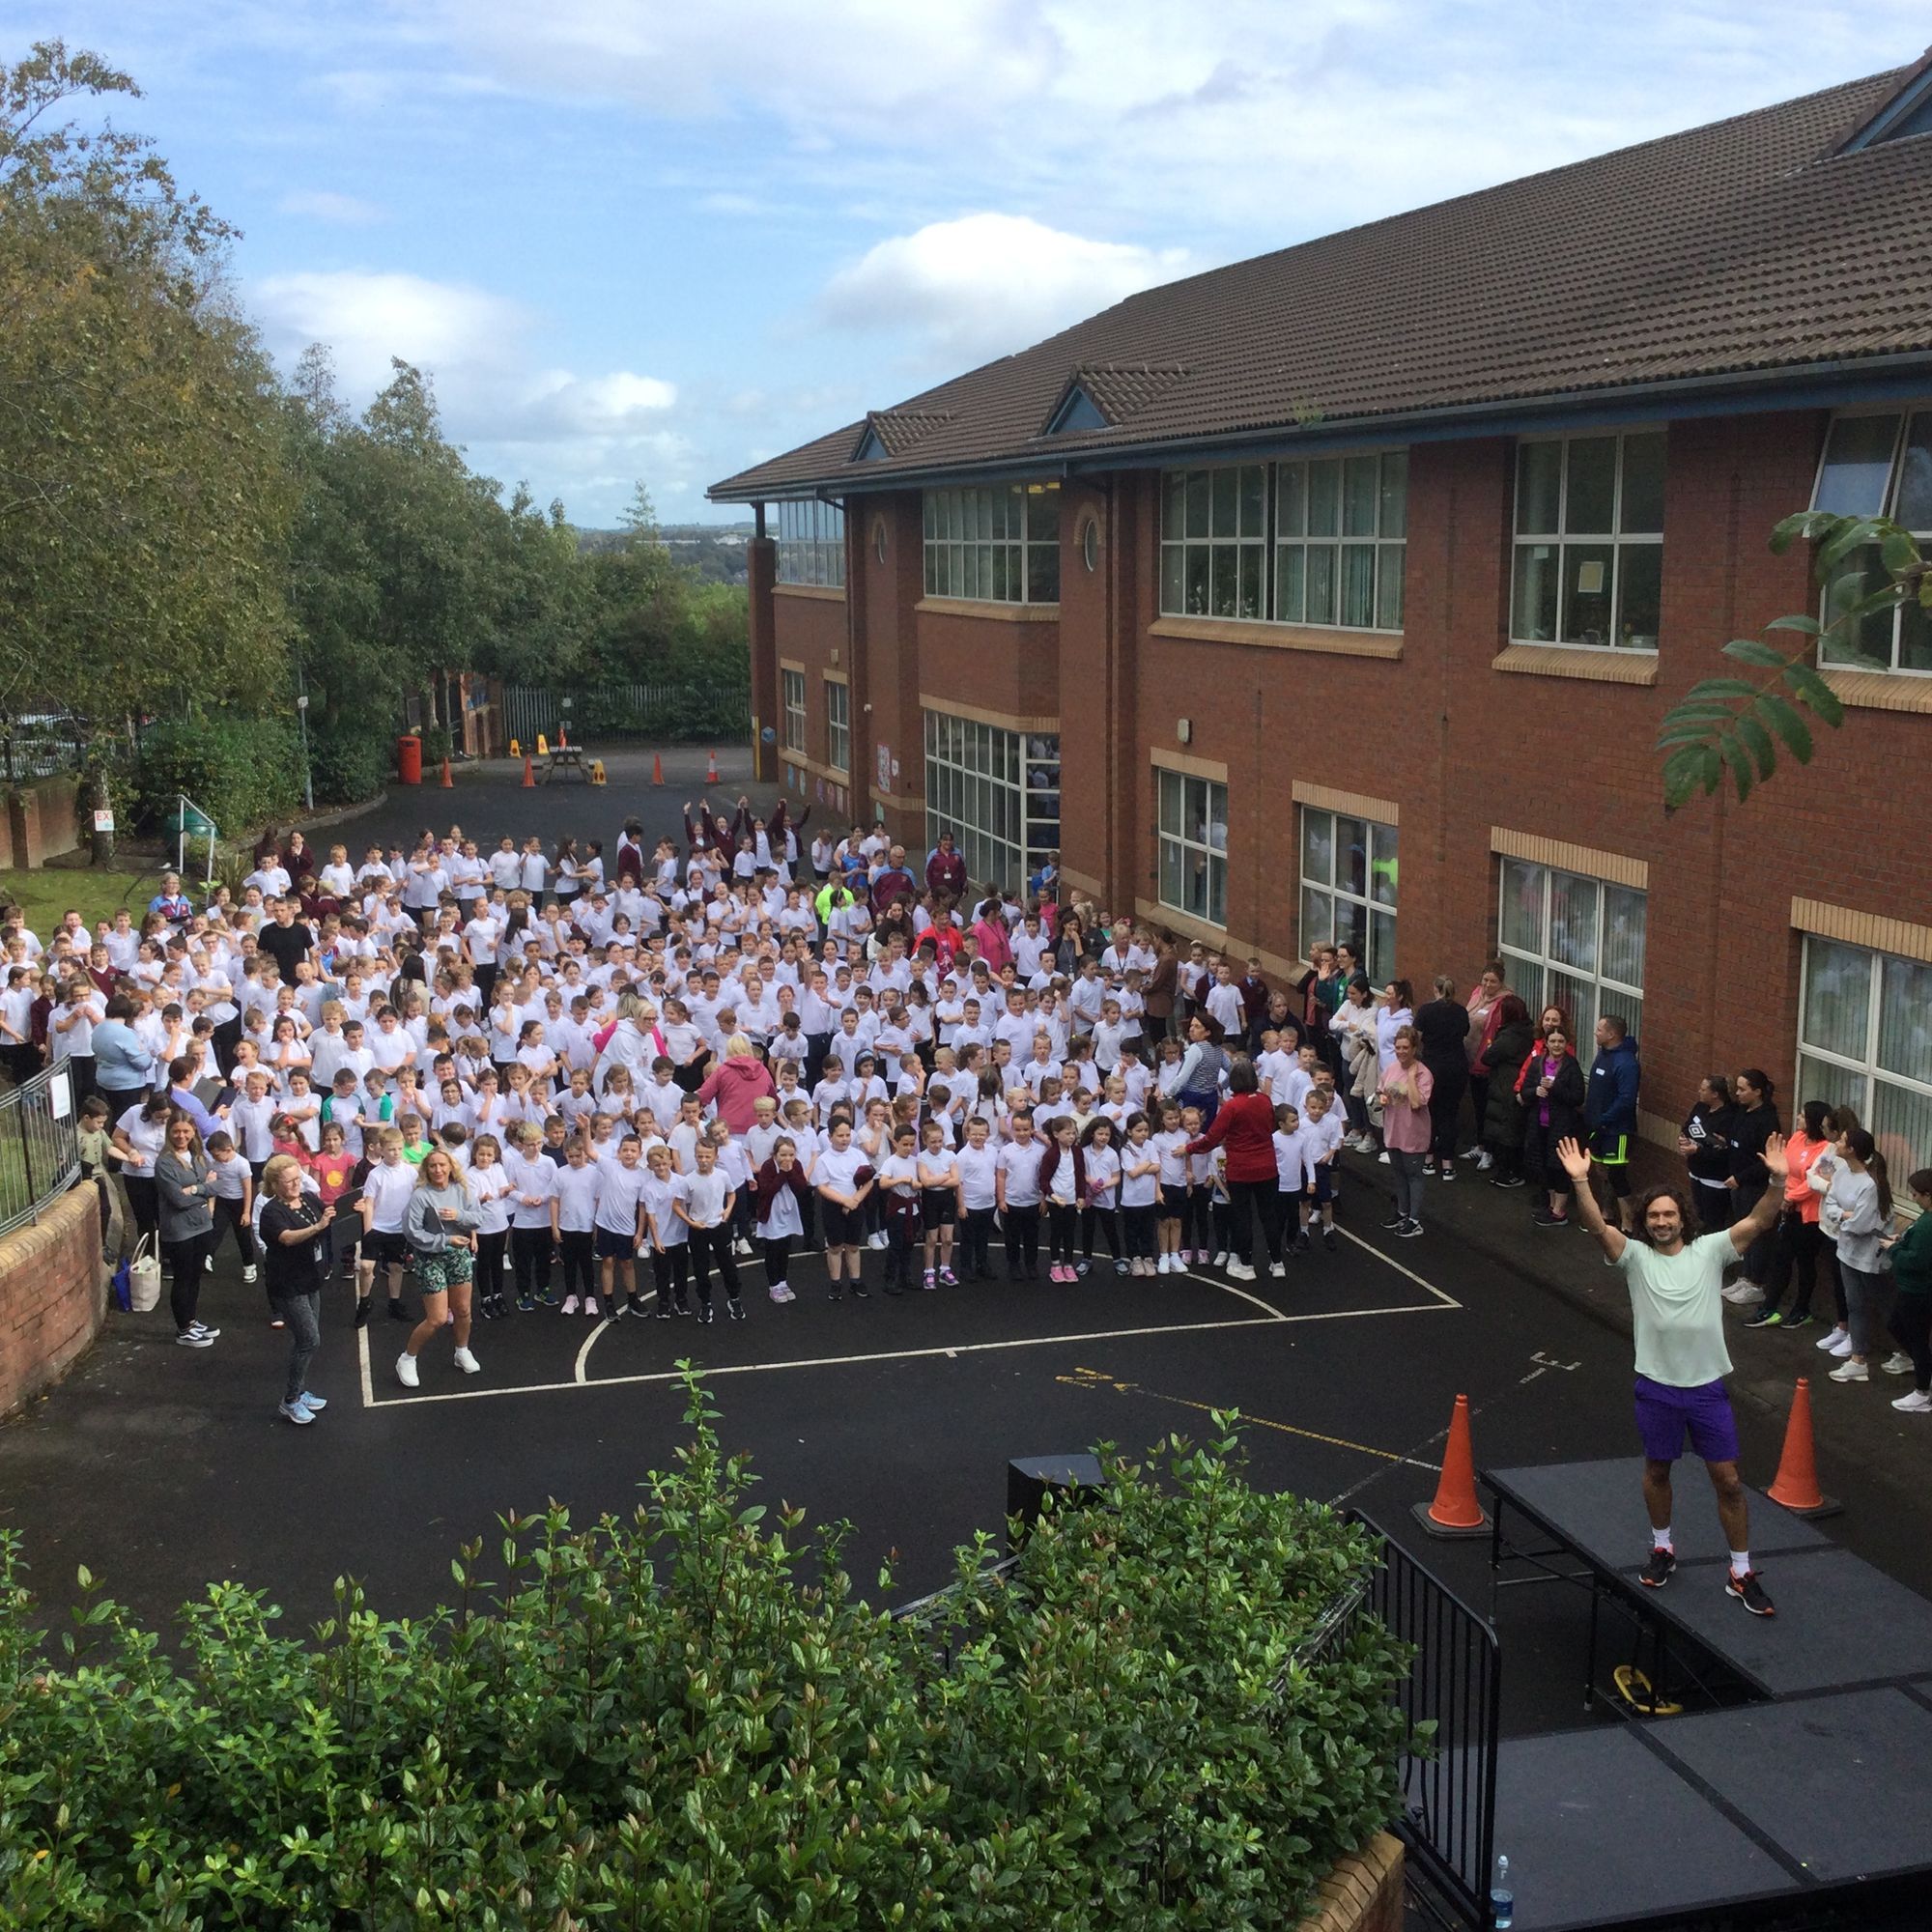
left=710, top=60, right=1932, bottom=1167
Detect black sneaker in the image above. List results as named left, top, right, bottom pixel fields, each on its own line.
left=851, top=1282, right=871, bottom=1298
left=387, top=1297, right=410, bottom=1321
left=726, top=1297, right=745, bottom=1321
left=882, top=1281, right=904, bottom=1296
left=1492, top=1174, right=1525, bottom=1189
left=354, top=1298, right=372, bottom=1329
left=1293, top=1233, right=1311, bottom=1253
left=1746, top=1307, right=1783, bottom=1328
left=611, top=1298, right=630, bottom=1321
left=1782, top=1311, right=1815, bottom=1333
left=1726, top=1569, right=1776, bottom=1617
left=540, top=1289, right=558, bottom=1307
left=655, top=1300, right=672, bottom=1320
left=1531, top=1210, right=1569, bottom=1228
left=1380, top=1213, right=1406, bottom=1230
left=517, top=1294, right=535, bottom=1313
left=1323, top=1228, right=1337, bottom=1252
left=1639, top=1547, right=1676, bottom=1589
left=477, top=1297, right=496, bottom=1321
left=826, top=1288, right=842, bottom=1301
left=698, top=1303, right=714, bottom=1324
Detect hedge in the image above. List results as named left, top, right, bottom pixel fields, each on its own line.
left=306, top=716, right=391, bottom=808
left=0, top=1374, right=1412, bottom=1928
left=132, top=717, right=303, bottom=838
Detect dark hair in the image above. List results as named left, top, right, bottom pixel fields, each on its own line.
left=1843, top=1127, right=1892, bottom=1219
left=1701, top=1072, right=1734, bottom=1104
left=1801, top=1099, right=1834, bottom=1141
left=104, top=994, right=135, bottom=1022
left=1909, top=1169, right=1932, bottom=1200
left=1737, top=1067, right=1775, bottom=1105
left=1389, top=979, right=1414, bottom=1008
left=1599, top=1013, right=1628, bottom=1041
left=1228, top=1060, right=1260, bottom=1094
left=1493, top=994, right=1531, bottom=1029
left=1634, top=1183, right=1697, bottom=1238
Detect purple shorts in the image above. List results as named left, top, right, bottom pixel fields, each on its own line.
left=1633, top=1375, right=1740, bottom=1465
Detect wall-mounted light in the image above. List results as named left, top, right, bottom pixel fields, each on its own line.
left=1177, top=719, right=1192, bottom=745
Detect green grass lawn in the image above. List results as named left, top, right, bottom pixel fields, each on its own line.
left=0, top=865, right=166, bottom=935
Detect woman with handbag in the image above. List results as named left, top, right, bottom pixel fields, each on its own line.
left=111, top=1092, right=172, bottom=1253
left=156, top=1113, right=220, bottom=1347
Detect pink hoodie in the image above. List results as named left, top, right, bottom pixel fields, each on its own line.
left=696, top=1054, right=778, bottom=1132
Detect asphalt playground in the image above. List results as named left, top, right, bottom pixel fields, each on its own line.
left=4, top=747, right=1929, bottom=1747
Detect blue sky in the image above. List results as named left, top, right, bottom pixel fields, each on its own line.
left=16, top=2, right=1930, bottom=524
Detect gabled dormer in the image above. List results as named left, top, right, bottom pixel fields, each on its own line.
left=1835, top=49, right=1932, bottom=153
left=1036, top=361, right=1191, bottom=439
left=849, top=409, right=954, bottom=465
left=1043, top=384, right=1110, bottom=435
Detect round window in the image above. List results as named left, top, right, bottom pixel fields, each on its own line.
left=1082, top=519, right=1100, bottom=572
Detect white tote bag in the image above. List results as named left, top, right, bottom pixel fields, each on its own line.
left=128, top=1235, right=163, bottom=1313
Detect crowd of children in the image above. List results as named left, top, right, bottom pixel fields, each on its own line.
left=43, top=797, right=1363, bottom=1425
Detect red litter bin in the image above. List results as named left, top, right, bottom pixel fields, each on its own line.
left=397, top=733, right=422, bottom=785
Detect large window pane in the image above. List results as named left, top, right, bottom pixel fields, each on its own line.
left=1238, top=466, right=1266, bottom=539
left=1814, top=414, right=1900, bottom=518
left=1559, top=543, right=1615, bottom=646
left=1602, top=886, right=1647, bottom=988
left=1302, top=810, right=1333, bottom=888
left=1616, top=545, right=1662, bottom=650
left=1512, top=545, right=1560, bottom=641
left=1306, top=545, right=1337, bottom=625
left=1379, top=452, right=1408, bottom=539
left=1802, top=937, right=1871, bottom=1061
left=1340, top=545, right=1377, bottom=627
left=1336, top=816, right=1368, bottom=899
left=1276, top=546, right=1305, bottom=623
left=1517, top=442, right=1562, bottom=535
left=1797, top=1052, right=1866, bottom=1122
left=1301, top=885, right=1332, bottom=952
left=1548, top=870, right=1599, bottom=972
left=1370, top=824, right=1399, bottom=908
left=1278, top=463, right=1306, bottom=537
left=1896, top=414, right=1932, bottom=532
left=1211, top=468, right=1237, bottom=538
left=1343, top=455, right=1379, bottom=536
left=1369, top=910, right=1397, bottom=986
left=1619, top=432, right=1667, bottom=534
left=1873, top=1081, right=1932, bottom=1183
left=1377, top=545, right=1406, bottom=630
left=1307, top=461, right=1340, bottom=538
left=1160, top=545, right=1184, bottom=614
left=1878, top=954, right=1932, bottom=1086
left=1499, top=860, right=1544, bottom=953
left=1564, top=438, right=1616, bottom=534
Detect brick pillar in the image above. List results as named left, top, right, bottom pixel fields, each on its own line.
left=747, top=530, right=778, bottom=782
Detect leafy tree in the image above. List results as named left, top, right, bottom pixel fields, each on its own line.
left=1657, top=512, right=1928, bottom=806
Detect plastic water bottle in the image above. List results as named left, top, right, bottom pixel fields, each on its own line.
left=1491, top=1853, right=1514, bottom=1928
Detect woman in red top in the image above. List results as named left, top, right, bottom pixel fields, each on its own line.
left=1747, top=1099, right=1839, bottom=1331
left=1184, top=1061, right=1276, bottom=1283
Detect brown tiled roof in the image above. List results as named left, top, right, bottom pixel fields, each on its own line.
left=710, top=64, right=1932, bottom=501
left=858, top=409, right=954, bottom=456
left=1063, top=362, right=1193, bottom=426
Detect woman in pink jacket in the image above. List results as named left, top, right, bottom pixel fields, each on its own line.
left=1377, top=1025, right=1435, bottom=1240
left=695, top=1034, right=778, bottom=1132
left=970, top=898, right=1012, bottom=973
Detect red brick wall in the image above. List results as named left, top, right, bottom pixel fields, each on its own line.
left=770, top=584, right=861, bottom=824
left=0, top=1182, right=105, bottom=1418
left=2, top=775, right=84, bottom=870
left=748, top=404, right=1932, bottom=1127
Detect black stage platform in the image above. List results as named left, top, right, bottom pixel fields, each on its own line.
left=1472, top=1459, right=1932, bottom=1930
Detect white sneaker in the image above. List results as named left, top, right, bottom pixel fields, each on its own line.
left=204, top=1254, right=213, bottom=1272
left=1268, top=1261, right=1286, bottom=1279
left=1210, top=1250, right=1228, bottom=1268
left=1377, top=1151, right=1391, bottom=1165
left=175, top=1329, right=215, bottom=1349
left=501, top=1252, right=513, bottom=1270
left=278, top=1399, right=314, bottom=1425
left=1891, top=1390, right=1932, bottom=1413
left=242, top=1263, right=258, bottom=1284
left=869, top=1232, right=888, bottom=1250
left=452, top=1347, right=480, bottom=1375
left=1721, top=1280, right=1766, bottom=1305
left=395, top=1352, right=420, bottom=1388
left=1881, top=1351, right=1915, bottom=1377
left=1476, top=1151, right=1494, bottom=1172
left=561, top=1295, right=580, bottom=1316
left=1156, top=1253, right=1174, bottom=1273
left=1226, top=1259, right=1256, bottom=1281
left=734, top=1236, right=753, bottom=1257
left=1828, top=1359, right=1868, bottom=1383
left=1825, top=1332, right=1855, bottom=1358
left=584, top=1296, right=599, bottom=1317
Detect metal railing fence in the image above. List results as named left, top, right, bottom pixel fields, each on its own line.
left=0, top=1062, right=83, bottom=1238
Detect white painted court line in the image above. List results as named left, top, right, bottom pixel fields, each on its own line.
left=357, top=1243, right=1463, bottom=1410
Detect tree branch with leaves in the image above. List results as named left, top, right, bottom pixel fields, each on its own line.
left=1658, top=510, right=1929, bottom=806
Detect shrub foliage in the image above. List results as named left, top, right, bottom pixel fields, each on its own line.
left=0, top=1375, right=1410, bottom=1928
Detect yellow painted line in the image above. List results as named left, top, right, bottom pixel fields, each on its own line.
left=1054, top=1365, right=1439, bottom=1471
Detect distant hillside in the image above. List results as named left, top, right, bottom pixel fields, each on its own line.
left=576, top=522, right=753, bottom=585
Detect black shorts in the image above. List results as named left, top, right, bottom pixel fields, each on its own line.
left=1309, top=1166, right=1334, bottom=1205
left=820, top=1200, right=862, bottom=1246
left=594, top=1227, right=638, bottom=1260
left=1159, top=1183, right=1188, bottom=1215
left=920, top=1186, right=956, bottom=1228
left=367, top=1231, right=409, bottom=1266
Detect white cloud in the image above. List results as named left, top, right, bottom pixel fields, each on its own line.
left=276, top=189, right=386, bottom=225
left=819, top=213, right=1193, bottom=362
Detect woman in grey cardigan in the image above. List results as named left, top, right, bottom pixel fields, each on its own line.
left=155, top=1112, right=220, bottom=1347
left=397, top=1146, right=481, bottom=1388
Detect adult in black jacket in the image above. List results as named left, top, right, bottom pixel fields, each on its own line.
left=1414, top=976, right=1472, bottom=1179
left=1518, top=1022, right=1587, bottom=1225
left=1724, top=1068, right=1781, bottom=1295
left=1679, top=1075, right=1742, bottom=1232
left=1479, top=1001, right=1534, bottom=1184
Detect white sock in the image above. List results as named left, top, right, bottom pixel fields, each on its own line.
left=1652, top=1525, right=1673, bottom=1551
left=1730, top=1549, right=1751, bottom=1577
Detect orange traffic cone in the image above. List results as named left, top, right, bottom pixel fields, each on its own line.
left=440, top=756, right=452, bottom=788
left=557, top=723, right=567, bottom=749
left=1412, top=1394, right=1490, bottom=1537
left=652, top=752, right=665, bottom=786
left=522, top=753, right=535, bottom=788
left=705, top=748, right=720, bottom=783
left=1766, top=1378, right=1840, bottom=1517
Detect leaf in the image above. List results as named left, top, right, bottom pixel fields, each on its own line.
left=1720, top=638, right=1789, bottom=667
left=1753, top=691, right=1814, bottom=765
left=1763, top=614, right=1822, bottom=637
left=1881, top=528, right=1921, bottom=576
left=1678, top=676, right=1762, bottom=700
left=1816, top=517, right=1886, bottom=575
left=1718, top=735, right=1753, bottom=803
left=1780, top=661, right=1845, bottom=726
left=1734, top=711, right=1776, bottom=780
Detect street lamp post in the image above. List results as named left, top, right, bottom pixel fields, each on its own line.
left=296, top=690, right=314, bottom=811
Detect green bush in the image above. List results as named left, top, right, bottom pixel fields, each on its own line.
left=306, top=716, right=390, bottom=806
left=133, top=716, right=303, bottom=838
left=0, top=1375, right=1411, bottom=1927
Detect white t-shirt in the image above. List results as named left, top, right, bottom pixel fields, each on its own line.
left=1119, top=1142, right=1159, bottom=1208
left=1619, top=1233, right=1735, bottom=1389
left=362, top=1159, right=416, bottom=1235
left=997, top=1141, right=1042, bottom=1208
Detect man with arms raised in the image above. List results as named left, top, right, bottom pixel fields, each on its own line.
left=1558, top=1131, right=1788, bottom=1617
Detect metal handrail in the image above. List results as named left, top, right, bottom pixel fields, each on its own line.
left=0, top=1061, right=83, bottom=1238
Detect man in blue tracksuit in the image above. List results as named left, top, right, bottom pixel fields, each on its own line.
left=1585, top=1015, right=1642, bottom=1232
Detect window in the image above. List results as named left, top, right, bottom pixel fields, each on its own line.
left=922, top=483, right=1060, bottom=604
left=1160, top=465, right=1267, bottom=619
left=1276, top=451, right=1406, bottom=630
left=775, top=499, right=846, bottom=587
left=1299, top=809, right=1398, bottom=982
left=1497, top=859, right=1646, bottom=1039
left=825, top=678, right=848, bottom=774
left=923, top=711, right=1059, bottom=893
left=1156, top=769, right=1228, bottom=928
left=1510, top=432, right=1665, bottom=650
left=1798, top=935, right=1932, bottom=1179
left=781, top=669, right=806, bottom=753
left=1157, top=455, right=1407, bottom=630
left=1810, top=411, right=1932, bottom=672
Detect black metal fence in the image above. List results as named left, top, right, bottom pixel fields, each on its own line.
left=0, top=1062, right=83, bottom=1238
left=1349, top=1513, right=1502, bottom=1929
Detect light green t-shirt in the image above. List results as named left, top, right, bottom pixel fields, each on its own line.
left=1618, top=1231, right=1734, bottom=1388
